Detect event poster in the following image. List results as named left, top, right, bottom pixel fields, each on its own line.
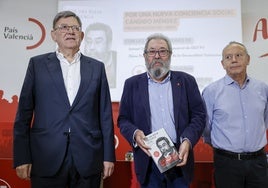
left=59, top=0, right=242, bottom=101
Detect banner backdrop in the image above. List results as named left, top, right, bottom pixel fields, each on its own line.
left=0, top=0, right=267, bottom=187
left=59, top=0, right=242, bottom=101
left=242, top=0, right=268, bottom=82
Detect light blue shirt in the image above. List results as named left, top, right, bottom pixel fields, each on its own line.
left=148, top=72, right=177, bottom=143
left=202, top=75, right=268, bottom=152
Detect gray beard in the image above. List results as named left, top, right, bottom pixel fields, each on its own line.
left=151, top=67, right=167, bottom=80
left=147, top=59, right=170, bottom=80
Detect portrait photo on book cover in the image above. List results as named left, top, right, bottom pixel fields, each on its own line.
left=155, top=136, right=181, bottom=172
left=144, top=128, right=182, bottom=173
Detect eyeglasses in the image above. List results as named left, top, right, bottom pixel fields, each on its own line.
left=145, top=49, right=170, bottom=57
left=223, top=53, right=246, bottom=61
left=54, top=25, right=81, bottom=33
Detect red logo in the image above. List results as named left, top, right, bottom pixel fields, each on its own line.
left=114, top=134, right=119, bottom=149
left=0, top=178, right=11, bottom=188
left=26, top=18, right=46, bottom=50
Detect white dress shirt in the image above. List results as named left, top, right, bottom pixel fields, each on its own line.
left=56, top=50, right=81, bottom=106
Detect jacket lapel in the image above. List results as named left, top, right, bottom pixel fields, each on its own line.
left=71, top=55, right=92, bottom=108
left=138, top=73, right=152, bottom=131
left=170, top=72, right=181, bottom=132
left=46, top=53, right=70, bottom=107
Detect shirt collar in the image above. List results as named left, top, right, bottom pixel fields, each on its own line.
left=147, top=71, right=171, bottom=84
left=224, top=74, right=250, bottom=86
left=56, top=49, right=81, bottom=64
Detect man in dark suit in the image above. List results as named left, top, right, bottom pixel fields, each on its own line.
left=118, top=33, right=206, bottom=188
left=13, top=10, right=115, bottom=188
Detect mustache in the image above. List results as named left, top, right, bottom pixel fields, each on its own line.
left=146, top=59, right=170, bottom=80
left=151, top=60, right=164, bottom=66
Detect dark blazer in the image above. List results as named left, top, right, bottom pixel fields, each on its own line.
left=118, top=71, right=206, bottom=184
left=13, top=52, right=115, bottom=177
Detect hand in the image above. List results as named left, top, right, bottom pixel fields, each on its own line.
left=16, top=164, right=32, bottom=180
left=134, top=130, right=151, bottom=156
left=176, top=139, right=191, bottom=167
left=102, top=161, right=114, bottom=179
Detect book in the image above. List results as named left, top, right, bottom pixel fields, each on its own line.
left=143, top=128, right=182, bottom=173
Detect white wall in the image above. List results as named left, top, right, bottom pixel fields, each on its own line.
left=0, top=0, right=57, bottom=101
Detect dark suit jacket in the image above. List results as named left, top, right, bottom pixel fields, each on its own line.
left=13, top=52, right=115, bottom=177
left=118, top=71, right=206, bottom=184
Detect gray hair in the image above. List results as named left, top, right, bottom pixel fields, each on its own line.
left=85, top=22, right=113, bottom=44
left=222, top=41, right=249, bottom=59
left=53, top=10, right=82, bottom=29
left=144, top=33, right=172, bottom=54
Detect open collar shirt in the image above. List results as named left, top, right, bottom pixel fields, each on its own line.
left=202, top=74, right=268, bottom=152
left=56, top=50, right=81, bottom=106
left=148, top=72, right=176, bottom=143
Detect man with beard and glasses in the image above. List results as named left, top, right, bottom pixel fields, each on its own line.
left=118, top=33, right=206, bottom=188
left=84, top=23, right=117, bottom=88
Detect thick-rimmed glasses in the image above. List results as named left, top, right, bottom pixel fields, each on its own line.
left=54, top=25, right=81, bottom=33
left=145, top=49, right=170, bottom=57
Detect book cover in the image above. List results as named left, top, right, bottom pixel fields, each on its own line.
left=144, top=128, right=182, bottom=173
